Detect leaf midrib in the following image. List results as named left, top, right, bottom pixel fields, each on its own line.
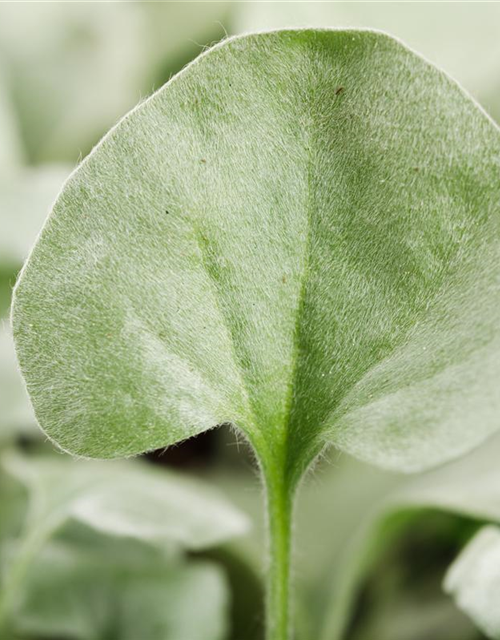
left=189, top=37, right=318, bottom=467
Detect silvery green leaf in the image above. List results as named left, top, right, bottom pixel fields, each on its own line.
left=12, top=30, right=500, bottom=483
left=2, top=452, right=249, bottom=550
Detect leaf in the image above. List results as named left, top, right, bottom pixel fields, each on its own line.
left=118, top=562, right=229, bottom=640
left=11, top=535, right=229, bottom=640
left=0, top=2, right=147, bottom=163
left=0, top=464, right=26, bottom=545
left=2, top=452, right=249, bottom=550
left=0, top=451, right=247, bottom=631
left=12, top=30, right=500, bottom=485
left=444, top=525, right=500, bottom=640
left=234, top=3, right=500, bottom=123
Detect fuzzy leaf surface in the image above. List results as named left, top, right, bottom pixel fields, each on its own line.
left=12, top=30, right=500, bottom=479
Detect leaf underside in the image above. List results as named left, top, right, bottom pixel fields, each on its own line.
left=12, top=29, right=500, bottom=481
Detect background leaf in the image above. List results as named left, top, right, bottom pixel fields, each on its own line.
left=12, top=536, right=229, bottom=640
left=0, top=63, right=22, bottom=170
left=0, top=451, right=248, bottom=634
left=0, top=2, right=231, bottom=163
left=2, top=452, right=249, bottom=550
left=444, top=526, right=500, bottom=640
left=0, top=165, right=70, bottom=269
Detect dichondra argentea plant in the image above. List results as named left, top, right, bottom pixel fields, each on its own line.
left=11, top=30, right=500, bottom=640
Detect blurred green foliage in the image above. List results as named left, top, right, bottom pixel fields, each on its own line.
left=0, top=3, right=499, bottom=639
left=0, top=2, right=231, bottom=164
left=0, top=452, right=249, bottom=639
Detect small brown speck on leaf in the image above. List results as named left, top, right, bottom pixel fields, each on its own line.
left=201, top=159, right=206, bottom=164
left=282, top=275, right=287, bottom=284
left=335, top=86, right=344, bottom=96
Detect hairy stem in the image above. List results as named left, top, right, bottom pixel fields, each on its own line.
left=264, top=464, right=295, bottom=640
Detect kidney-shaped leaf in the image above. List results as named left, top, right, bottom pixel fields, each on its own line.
left=12, top=30, right=500, bottom=482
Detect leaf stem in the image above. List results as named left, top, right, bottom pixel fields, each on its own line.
left=264, top=464, right=295, bottom=640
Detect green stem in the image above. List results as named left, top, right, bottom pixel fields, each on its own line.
left=264, top=466, right=295, bottom=640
